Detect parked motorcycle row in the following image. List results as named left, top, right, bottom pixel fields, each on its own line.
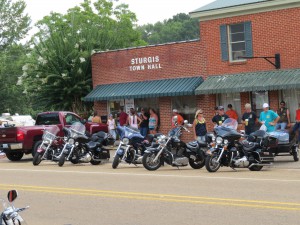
left=28, top=116, right=299, bottom=173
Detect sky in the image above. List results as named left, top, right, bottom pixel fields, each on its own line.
left=24, top=0, right=215, bottom=26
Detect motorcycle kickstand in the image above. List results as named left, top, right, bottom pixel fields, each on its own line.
left=230, top=166, right=237, bottom=172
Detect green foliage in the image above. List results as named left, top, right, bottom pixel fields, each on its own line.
left=0, top=0, right=30, bottom=50
left=0, top=44, right=34, bottom=114
left=22, top=0, right=146, bottom=113
left=137, top=13, right=200, bottom=45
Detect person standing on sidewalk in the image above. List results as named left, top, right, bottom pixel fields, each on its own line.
left=276, top=101, right=291, bottom=130
left=226, top=104, right=238, bottom=121
left=292, top=103, right=300, bottom=146
left=139, top=108, right=149, bottom=137
left=242, top=103, right=257, bottom=135
left=107, top=114, right=116, bottom=140
left=149, top=108, right=158, bottom=134
left=119, top=107, right=128, bottom=126
left=259, top=103, right=280, bottom=132
left=193, top=109, right=207, bottom=142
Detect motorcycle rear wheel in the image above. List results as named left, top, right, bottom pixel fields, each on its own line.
left=248, top=165, right=263, bottom=171
left=205, top=155, right=221, bottom=172
left=142, top=152, right=161, bottom=171
left=58, top=154, right=66, bottom=167
left=112, top=154, right=120, bottom=169
left=189, top=154, right=205, bottom=169
left=90, top=159, right=101, bottom=165
left=33, top=152, right=42, bottom=166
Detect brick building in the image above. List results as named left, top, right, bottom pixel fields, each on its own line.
left=85, top=0, right=300, bottom=140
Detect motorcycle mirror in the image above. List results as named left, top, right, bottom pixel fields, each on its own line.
left=7, top=190, right=18, bottom=203
left=184, top=120, right=188, bottom=125
left=172, top=116, right=178, bottom=122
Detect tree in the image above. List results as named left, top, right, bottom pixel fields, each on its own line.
left=22, top=0, right=146, bottom=113
left=0, top=0, right=31, bottom=115
left=0, top=0, right=30, bottom=50
left=137, top=13, right=200, bottom=45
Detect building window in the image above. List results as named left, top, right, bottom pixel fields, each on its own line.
left=172, top=96, right=196, bottom=124
left=251, top=91, right=269, bottom=116
left=220, top=21, right=253, bottom=62
left=217, top=93, right=241, bottom=122
left=281, top=89, right=300, bottom=123
left=228, top=23, right=246, bottom=61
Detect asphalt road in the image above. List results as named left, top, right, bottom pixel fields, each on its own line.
left=0, top=154, right=300, bottom=225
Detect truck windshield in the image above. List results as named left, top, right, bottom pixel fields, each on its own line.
left=35, top=113, right=60, bottom=125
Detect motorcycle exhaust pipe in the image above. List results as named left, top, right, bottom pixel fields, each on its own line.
left=249, top=163, right=273, bottom=168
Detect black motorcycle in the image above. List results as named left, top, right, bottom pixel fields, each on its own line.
left=112, top=126, right=150, bottom=169
left=58, top=122, right=111, bottom=167
left=142, top=119, right=206, bottom=171
left=205, top=119, right=275, bottom=172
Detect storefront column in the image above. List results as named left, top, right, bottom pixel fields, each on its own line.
left=158, top=97, right=172, bottom=135
left=269, top=90, right=279, bottom=111
left=94, top=101, right=108, bottom=117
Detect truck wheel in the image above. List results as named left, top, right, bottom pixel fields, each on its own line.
left=32, top=140, right=42, bottom=157
left=6, top=152, right=24, bottom=161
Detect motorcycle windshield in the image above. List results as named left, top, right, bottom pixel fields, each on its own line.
left=69, top=122, right=86, bottom=138
left=124, top=126, right=144, bottom=139
left=42, top=125, right=60, bottom=142
left=214, top=118, right=240, bottom=138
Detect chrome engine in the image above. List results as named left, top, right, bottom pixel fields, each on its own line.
left=80, top=152, right=92, bottom=163
left=233, top=156, right=250, bottom=167
left=173, top=156, right=189, bottom=166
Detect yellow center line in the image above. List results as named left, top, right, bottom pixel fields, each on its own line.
left=0, top=184, right=299, bottom=211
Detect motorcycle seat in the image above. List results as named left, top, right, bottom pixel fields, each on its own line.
left=86, top=141, right=100, bottom=149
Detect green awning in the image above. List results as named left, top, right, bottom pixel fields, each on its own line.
left=195, top=69, right=300, bottom=95
left=84, top=77, right=203, bottom=101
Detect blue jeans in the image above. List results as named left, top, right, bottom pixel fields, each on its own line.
left=140, top=127, right=148, bottom=137
left=276, top=122, right=287, bottom=130
left=196, top=136, right=206, bottom=142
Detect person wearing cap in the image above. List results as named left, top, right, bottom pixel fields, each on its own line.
left=226, top=104, right=238, bottom=121
left=242, top=103, right=257, bottom=135
left=193, top=109, right=207, bottom=142
left=107, top=114, right=116, bottom=139
left=276, top=101, right=291, bottom=130
left=259, top=103, right=280, bottom=132
left=212, top=106, right=229, bottom=126
left=172, top=109, right=184, bottom=128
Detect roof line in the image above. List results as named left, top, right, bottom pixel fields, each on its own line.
left=93, top=39, right=200, bottom=55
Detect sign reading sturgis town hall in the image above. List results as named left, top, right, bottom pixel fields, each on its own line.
left=129, top=56, right=162, bottom=71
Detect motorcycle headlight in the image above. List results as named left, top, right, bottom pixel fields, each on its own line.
left=122, top=138, right=129, bottom=145
left=68, top=138, right=74, bottom=145
left=216, top=137, right=223, bottom=145
left=224, top=139, right=229, bottom=145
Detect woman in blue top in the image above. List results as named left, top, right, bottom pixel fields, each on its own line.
left=259, top=103, right=280, bottom=132
left=193, top=109, right=207, bottom=142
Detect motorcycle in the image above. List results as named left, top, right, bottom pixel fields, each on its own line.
left=1, top=190, right=29, bottom=225
left=112, top=126, right=147, bottom=169
left=32, top=125, right=62, bottom=165
left=142, top=119, right=206, bottom=171
left=58, top=122, right=111, bottom=167
left=205, top=118, right=275, bottom=172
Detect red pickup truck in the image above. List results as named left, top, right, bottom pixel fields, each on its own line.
left=0, top=111, right=108, bottom=161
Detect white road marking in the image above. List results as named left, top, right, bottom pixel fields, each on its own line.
left=0, top=168, right=299, bottom=182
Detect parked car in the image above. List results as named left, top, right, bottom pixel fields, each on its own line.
left=0, top=111, right=108, bottom=161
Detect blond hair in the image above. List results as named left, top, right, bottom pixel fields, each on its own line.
left=195, top=109, right=203, bottom=119
left=245, top=103, right=251, bottom=110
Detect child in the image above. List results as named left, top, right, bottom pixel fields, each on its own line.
left=107, top=114, right=116, bottom=140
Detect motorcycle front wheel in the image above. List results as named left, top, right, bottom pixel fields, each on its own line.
left=142, top=152, right=161, bottom=171
left=58, top=154, right=66, bottom=167
left=32, top=152, right=43, bottom=166
left=112, top=154, right=121, bottom=169
left=205, top=155, right=221, bottom=172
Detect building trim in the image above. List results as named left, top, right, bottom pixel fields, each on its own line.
left=190, top=0, right=300, bottom=21
left=93, top=39, right=200, bottom=55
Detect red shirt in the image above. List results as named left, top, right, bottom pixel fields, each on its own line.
left=172, top=114, right=184, bottom=127
left=119, top=112, right=128, bottom=126
left=296, top=109, right=300, bottom=121
left=226, top=109, right=238, bottom=121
